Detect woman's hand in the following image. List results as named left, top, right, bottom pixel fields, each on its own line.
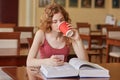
left=70, top=29, right=80, bottom=40
left=45, top=55, right=64, bottom=66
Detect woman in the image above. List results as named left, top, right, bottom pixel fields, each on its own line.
left=26, top=3, right=88, bottom=67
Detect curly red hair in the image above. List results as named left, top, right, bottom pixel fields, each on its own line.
left=39, top=3, right=71, bottom=33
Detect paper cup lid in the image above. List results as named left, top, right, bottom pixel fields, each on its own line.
left=66, top=30, right=73, bottom=37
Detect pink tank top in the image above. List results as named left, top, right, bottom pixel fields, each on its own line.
left=39, top=38, right=70, bottom=61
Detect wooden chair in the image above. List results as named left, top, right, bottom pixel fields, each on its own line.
left=98, top=24, right=115, bottom=56
left=27, top=38, right=33, bottom=49
left=0, top=32, right=20, bottom=54
left=0, top=23, right=16, bottom=32
left=100, top=24, right=114, bottom=35
left=76, top=22, right=103, bottom=63
left=106, top=27, right=120, bottom=62
left=76, top=22, right=91, bottom=49
left=76, top=22, right=91, bottom=35
left=14, top=26, right=34, bottom=48
left=0, top=32, right=26, bottom=66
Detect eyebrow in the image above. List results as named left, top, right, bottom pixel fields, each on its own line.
left=52, top=17, right=64, bottom=22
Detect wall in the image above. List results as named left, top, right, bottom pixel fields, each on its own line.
left=19, top=0, right=26, bottom=26
left=18, top=0, right=120, bottom=31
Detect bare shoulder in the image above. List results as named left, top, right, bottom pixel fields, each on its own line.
left=35, top=30, right=45, bottom=38
left=36, top=29, right=44, bottom=35
left=34, top=30, right=45, bottom=43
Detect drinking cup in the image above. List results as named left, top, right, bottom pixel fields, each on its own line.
left=58, top=21, right=73, bottom=37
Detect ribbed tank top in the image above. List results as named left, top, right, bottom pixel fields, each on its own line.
left=39, top=38, right=70, bottom=61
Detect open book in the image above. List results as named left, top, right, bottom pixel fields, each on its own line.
left=40, top=58, right=110, bottom=78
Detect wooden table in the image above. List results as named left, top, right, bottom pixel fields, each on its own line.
left=106, top=37, right=120, bottom=62
left=1, top=63, right=120, bottom=80
left=0, top=48, right=27, bottom=66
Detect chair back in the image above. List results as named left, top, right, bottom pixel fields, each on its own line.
left=76, top=22, right=91, bottom=49
left=106, top=27, right=120, bottom=62
left=0, top=32, right=20, bottom=55
left=76, top=22, right=91, bottom=35
left=100, top=24, right=114, bottom=35
left=14, top=26, right=34, bottom=39
left=0, top=23, right=16, bottom=32
left=107, top=27, right=120, bottom=38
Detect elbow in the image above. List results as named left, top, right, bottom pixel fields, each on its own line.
left=26, top=59, right=30, bottom=67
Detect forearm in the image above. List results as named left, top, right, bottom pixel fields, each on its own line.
left=26, top=58, right=50, bottom=67
left=72, top=38, right=88, bottom=61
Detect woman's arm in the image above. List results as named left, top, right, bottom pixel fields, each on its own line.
left=26, top=30, right=45, bottom=66
left=70, top=29, right=88, bottom=61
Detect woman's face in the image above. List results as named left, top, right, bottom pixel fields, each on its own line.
left=51, top=12, right=65, bottom=32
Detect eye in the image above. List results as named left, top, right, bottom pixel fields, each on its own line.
left=60, top=18, right=65, bottom=22
left=52, top=20, right=57, bottom=23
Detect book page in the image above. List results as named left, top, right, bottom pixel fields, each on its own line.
left=69, top=58, right=90, bottom=70
left=80, top=64, right=102, bottom=70
left=69, top=58, right=110, bottom=78
left=69, top=58, right=105, bottom=70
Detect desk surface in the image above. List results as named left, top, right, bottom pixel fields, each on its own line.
left=0, top=48, right=27, bottom=66
left=0, top=48, right=18, bottom=56
left=1, top=63, right=120, bottom=80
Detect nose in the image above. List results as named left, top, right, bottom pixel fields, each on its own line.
left=58, top=21, right=61, bottom=24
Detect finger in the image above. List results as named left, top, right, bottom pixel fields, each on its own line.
left=57, top=61, right=64, bottom=66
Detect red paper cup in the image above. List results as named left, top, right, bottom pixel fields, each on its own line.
left=58, top=21, right=73, bottom=37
